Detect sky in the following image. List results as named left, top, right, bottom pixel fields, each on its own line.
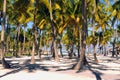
left=101, top=0, right=115, bottom=4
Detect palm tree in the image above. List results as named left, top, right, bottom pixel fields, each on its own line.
left=13, top=0, right=37, bottom=63
left=49, top=0, right=59, bottom=62
left=73, top=0, right=87, bottom=70
left=30, top=0, right=37, bottom=64
left=92, top=0, right=98, bottom=63
left=89, top=0, right=112, bottom=61
left=0, top=0, right=10, bottom=68
left=22, top=24, right=27, bottom=54
left=13, top=0, right=33, bottom=57
left=111, top=0, right=120, bottom=57
left=5, top=0, right=14, bottom=55
left=56, top=0, right=81, bottom=58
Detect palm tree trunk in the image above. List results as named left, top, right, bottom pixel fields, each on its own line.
left=59, top=42, right=63, bottom=57
left=31, top=40, right=35, bottom=64
left=92, top=0, right=98, bottom=63
left=69, top=45, right=74, bottom=59
left=104, top=45, right=107, bottom=56
left=30, top=4, right=37, bottom=64
left=6, top=18, right=10, bottom=53
left=13, top=35, right=17, bottom=56
left=112, top=38, right=116, bottom=57
left=93, top=45, right=98, bottom=63
left=112, top=19, right=118, bottom=57
left=92, top=0, right=96, bottom=37
left=0, top=0, right=10, bottom=68
left=73, top=0, right=87, bottom=70
left=31, top=25, right=37, bottom=64
left=22, top=25, right=26, bottom=54
left=37, top=29, right=42, bottom=59
left=78, top=26, right=81, bottom=58
left=50, top=0, right=59, bottom=62
left=16, top=23, right=21, bottom=57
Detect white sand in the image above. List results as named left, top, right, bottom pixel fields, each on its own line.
left=0, top=55, right=120, bottom=80
left=0, top=69, right=96, bottom=80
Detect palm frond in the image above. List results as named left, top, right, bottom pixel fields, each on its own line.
left=38, top=19, right=46, bottom=29
left=40, top=0, right=50, bottom=13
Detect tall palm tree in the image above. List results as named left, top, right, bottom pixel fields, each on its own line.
left=73, top=0, right=87, bottom=70
left=13, top=0, right=33, bottom=57
left=49, top=0, right=59, bottom=62
left=92, top=0, right=98, bottom=63
left=90, top=0, right=112, bottom=61
left=0, top=0, right=10, bottom=68
left=13, top=0, right=37, bottom=63
left=30, top=0, right=37, bottom=64
left=22, top=24, right=27, bottom=54
left=111, top=0, right=120, bottom=57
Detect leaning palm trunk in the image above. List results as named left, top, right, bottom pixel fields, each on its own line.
left=0, top=0, right=10, bottom=68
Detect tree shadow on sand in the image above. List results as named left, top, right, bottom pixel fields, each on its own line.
left=115, top=79, right=120, bottom=80
left=89, top=61, right=120, bottom=71
left=0, top=59, right=49, bottom=78
left=0, top=67, right=23, bottom=78
left=56, top=64, right=103, bottom=80
left=88, top=67, right=103, bottom=80
left=56, top=67, right=73, bottom=71
left=0, top=61, right=2, bottom=64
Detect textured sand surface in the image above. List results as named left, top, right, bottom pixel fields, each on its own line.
left=0, top=55, right=120, bottom=80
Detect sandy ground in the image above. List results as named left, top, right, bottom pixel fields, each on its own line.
left=0, top=55, right=120, bottom=80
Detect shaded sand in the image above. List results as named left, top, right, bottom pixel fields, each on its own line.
left=0, top=69, right=95, bottom=80
left=0, top=55, right=120, bottom=80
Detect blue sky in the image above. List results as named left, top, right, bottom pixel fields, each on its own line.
left=100, top=0, right=115, bottom=5
left=27, top=22, right=33, bottom=29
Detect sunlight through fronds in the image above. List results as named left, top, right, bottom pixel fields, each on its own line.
left=38, top=19, right=46, bottom=29
left=118, top=11, right=120, bottom=20
left=58, top=20, right=70, bottom=34
left=18, top=13, right=25, bottom=23
left=53, top=3, right=61, bottom=10
left=112, top=9, right=117, bottom=17
left=30, top=0, right=34, bottom=3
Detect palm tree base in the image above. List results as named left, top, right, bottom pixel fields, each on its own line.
left=2, top=57, right=11, bottom=69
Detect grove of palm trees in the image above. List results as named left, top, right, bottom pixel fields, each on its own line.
left=0, top=0, right=120, bottom=80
